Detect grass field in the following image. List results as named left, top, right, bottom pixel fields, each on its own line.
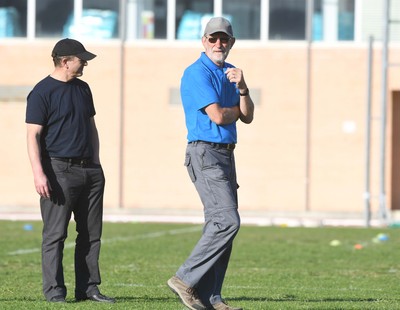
left=0, top=219, right=399, bottom=309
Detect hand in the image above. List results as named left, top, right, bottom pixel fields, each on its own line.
left=34, top=172, right=52, bottom=199
left=225, top=67, right=247, bottom=92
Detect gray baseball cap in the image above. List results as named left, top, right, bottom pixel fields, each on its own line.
left=204, top=17, right=233, bottom=37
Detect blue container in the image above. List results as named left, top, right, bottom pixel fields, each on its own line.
left=0, top=7, right=21, bottom=37
left=338, top=11, right=354, bottom=41
left=63, top=9, right=118, bottom=39
left=313, top=12, right=323, bottom=41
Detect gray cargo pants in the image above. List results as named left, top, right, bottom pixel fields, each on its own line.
left=176, top=142, right=240, bottom=306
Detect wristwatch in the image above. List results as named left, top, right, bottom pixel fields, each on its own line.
left=239, top=88, right=249, bottom=96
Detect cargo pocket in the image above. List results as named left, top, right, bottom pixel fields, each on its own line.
left=184, top=152, right=196, bottom=182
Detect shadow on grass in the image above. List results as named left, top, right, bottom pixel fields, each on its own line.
left=0, top=295, right=391, bottom=304
left=229, top=295, right=385, bottom=303
left=0, top=296, right=177, bottom=303
left=103, top=296, right=177, bottom=302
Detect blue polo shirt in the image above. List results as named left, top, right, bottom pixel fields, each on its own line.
left=181, top=52, right=240, bottom=143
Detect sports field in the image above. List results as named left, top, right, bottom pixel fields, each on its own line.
left=0, top=220, right=399, bottom=309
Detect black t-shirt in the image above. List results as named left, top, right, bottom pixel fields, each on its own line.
left=26, top=76, right=96, bottom=158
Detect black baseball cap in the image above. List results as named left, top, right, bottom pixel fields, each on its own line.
left=51, top=38, right=96, bottom=61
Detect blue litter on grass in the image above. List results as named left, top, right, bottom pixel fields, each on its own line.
left=23, top=224, right=33, bottom=231
left=377, top=233, right=389, bottom=242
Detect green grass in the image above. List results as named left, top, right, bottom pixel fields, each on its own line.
left=1, top=220, right=400, bottom=309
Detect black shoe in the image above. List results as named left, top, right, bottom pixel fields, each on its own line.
left=49, top=295, right=66, bottom=303
left=76, top=293, right=116, bottom=303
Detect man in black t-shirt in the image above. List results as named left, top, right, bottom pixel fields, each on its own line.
left=26, top=38, right=114, bottom=304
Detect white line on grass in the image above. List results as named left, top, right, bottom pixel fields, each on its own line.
left=113, top=283, right=271, bottom=291
left=110, top=283, right=387, bottom=292
left=7, top=225, right=202, bottom=256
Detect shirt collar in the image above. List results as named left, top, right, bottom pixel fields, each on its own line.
left=200, top=52, right=224, bottom=71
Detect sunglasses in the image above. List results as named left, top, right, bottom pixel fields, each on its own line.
left=206, top=36, right=231, bottom=44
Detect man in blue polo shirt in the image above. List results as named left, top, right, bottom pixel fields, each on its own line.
left=168, top=17, right=254, bottom=310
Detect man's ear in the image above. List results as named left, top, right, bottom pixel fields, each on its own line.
left=61, top=57, right=69, bottom=68
left=202, top=36, right=207, bottom=48
left=230, top=37, right=236, bottom=48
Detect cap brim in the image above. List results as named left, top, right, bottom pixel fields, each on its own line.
left=76, top=51, right=97, bottom=61
left=206, top=29, right=233, bottom=37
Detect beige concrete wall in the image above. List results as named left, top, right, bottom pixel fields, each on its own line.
left=0, top=40, right=399, bottom=215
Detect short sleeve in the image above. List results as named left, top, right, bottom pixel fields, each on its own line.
left=25, top=90, right=48, bottom=125
left=181, top=68, right=219, bottom=111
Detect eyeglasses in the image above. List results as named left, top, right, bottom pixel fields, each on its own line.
left=206, top=36, right=231, bottom=44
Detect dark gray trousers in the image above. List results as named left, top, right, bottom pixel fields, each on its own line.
left=177, top=142, right=240, bottom=307
left=40, top=158, right=105, bottom=301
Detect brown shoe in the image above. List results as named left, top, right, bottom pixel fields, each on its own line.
left=212, top=301, right=243, bottom=310
left=167, top=276, right=206, bottom=310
